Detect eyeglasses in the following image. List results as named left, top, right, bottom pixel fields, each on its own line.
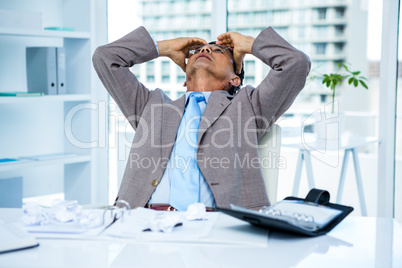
left=188, top=44, right=231, bottom=57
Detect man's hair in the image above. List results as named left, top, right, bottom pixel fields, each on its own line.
left=209, top=41, right=244, bottom=95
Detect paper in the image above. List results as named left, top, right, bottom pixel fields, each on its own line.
left=103, top=208, right=217, bottom=242
left=186, top=203, right=207, bottom=220
left=20, top=206, right=117, bottom=239
left=268, top=200, right=342, bottom=227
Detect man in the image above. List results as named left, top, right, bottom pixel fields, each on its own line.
left=93, top=26, right=310, bottom=211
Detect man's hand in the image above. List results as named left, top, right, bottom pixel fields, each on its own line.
left=216, top=32, right=255, bottom=74
left=157, top=37, right=207, bottom=72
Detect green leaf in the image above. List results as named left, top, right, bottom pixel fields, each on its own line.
left=341, top=63, right=350, bottom=72
left=326, top=80, right=331, bottom=87
left=348, top=77, right=354, bottom=85
left=359, top=80, right=368, bottom=89
left=353, top=78, right=358, bottom=87
left=352, top=71, right=361, bottom=76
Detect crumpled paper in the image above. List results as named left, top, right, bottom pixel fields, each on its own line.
left=50, top=200, right=82, bottom=223
left=148, top=213, right=182, bottom=233
left=186, top=203, right=208, bottom=221
left=21, top=202, right=49, bottom=226
left=21, top=199, right=105, bottom=228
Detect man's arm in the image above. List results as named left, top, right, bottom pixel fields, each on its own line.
left=92, top=26, right=206, bottom=129
left=157, top=37, right=207, bottom=72
left=218, top=27, right=311, bottom=131
left=92, top=26, right=158, bottom=130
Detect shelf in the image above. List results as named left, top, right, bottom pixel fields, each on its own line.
left=0, top=155, right=91, bottom=172
left=0, top=94, right=91, bottom=104
left=0, top=28, right=90, bottom=39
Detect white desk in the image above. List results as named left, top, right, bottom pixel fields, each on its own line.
left=282, top=136, right=379, bottom=216
left=0, top=208, right=401, bottom=268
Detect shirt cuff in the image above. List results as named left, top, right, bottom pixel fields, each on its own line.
left=151, top=36, right=159, bottom=55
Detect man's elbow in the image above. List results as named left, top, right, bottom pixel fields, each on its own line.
left=92, top=46, right=105, bottom=69
left=296, top=51, right=311, bottom=78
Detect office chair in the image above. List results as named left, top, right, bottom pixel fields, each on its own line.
left=258, top=124, right=282, bottom=205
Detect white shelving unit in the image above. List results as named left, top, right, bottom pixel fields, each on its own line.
left=0, top=28, right=91, bottom=39
left=0, top=94, right=91, bottom=104
left=0, top=0, right=108, bottom=207
left=0, top=155, right=91, bottom=172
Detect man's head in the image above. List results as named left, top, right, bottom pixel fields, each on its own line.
left=185, top=42, right=244, bottom=95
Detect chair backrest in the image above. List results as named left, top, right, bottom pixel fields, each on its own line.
left=258, top=124, right=281, bottom=205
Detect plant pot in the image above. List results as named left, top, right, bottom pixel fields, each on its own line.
left=314, top=111, right=344, bottom=140
left=305, top=101, right=345, bottom=141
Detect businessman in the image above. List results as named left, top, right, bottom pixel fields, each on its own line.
left=93, top=26, right=310, bottom=211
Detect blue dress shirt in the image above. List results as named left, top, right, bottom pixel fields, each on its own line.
left=148, top=91, right=216, bottom=207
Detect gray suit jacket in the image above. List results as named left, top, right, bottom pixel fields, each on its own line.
left=93, top=26, right=310, bottom=209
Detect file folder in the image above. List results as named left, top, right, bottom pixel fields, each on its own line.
left=26, top=47, right=57, bottom=95
left=56, top=47, right=67, bottom=94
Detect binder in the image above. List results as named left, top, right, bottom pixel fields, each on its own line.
left=218, top=188, right=353, bottom=237
left=56, top=47, right=67, bottom=94
left=0, top=223, right=39, bottom=254
left=26, top=47, right=57, bottom=95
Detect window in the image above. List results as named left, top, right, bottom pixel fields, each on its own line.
left=274, top=11, right=289, bottom=24
left=244, top=76, right=255, bottom=85
left=130, top=64, right=141, bottom=79
left=314, top=43, right=327, bottom=55
left=177, top=75, right=186, bottom=83
left=146, top=61, right=155, bottom=75
left=297, top=27, right=306, bottom=39
left=296, top=10, right=306, bottom=22
left=335, top=25, right=345, bottom=37
left=335, top=7, right=346, bottom=19
left=334, top=42, right=344, bottom=54
left=162, top=75, right=170, bottom=83
left=161, top=61, right=170, bottom=78
left=245, top=60, right=255, bottom=73
left=317, top=8, right=327, bottom=20
left=244, top=59, right=256, bottom=85
left=147, top=75, right=155, bottom=83
left=313, top=26, right=328, bottom=38
left=273, top=27, right=289, bottom=39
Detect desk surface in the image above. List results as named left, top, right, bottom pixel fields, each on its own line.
left=0, top=209, right=401, bottom=268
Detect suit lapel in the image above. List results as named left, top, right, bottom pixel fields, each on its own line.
left=198, top=91, right=232, bottom=145
left=161, top=95, right=186, bottom=159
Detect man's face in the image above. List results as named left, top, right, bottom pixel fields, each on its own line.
left=185, top=44, right=236, bottom=82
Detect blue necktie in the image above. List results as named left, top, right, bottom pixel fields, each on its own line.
left=169, top=92, right=206, bottom=211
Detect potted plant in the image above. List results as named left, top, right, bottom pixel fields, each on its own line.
left=306, top=63, right=368, bottom=140
left=321, top=62, right=368, bottom=113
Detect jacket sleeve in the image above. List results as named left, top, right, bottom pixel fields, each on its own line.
left=245, top=27, right=311, bottom=131
left=92, top=26, right=159, bottom=130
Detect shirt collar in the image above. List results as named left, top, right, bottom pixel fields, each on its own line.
left=185, top=91, right=211, bottom=103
